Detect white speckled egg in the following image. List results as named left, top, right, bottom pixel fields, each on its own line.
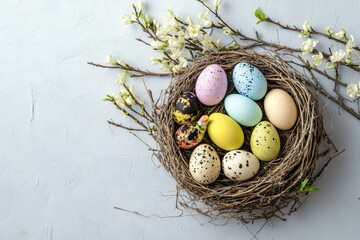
left=232, top=62, right=267, bottom=100
left=189, top=144, right=221, bottom=184
left=250, top=121, right=281, bottom=161
left=222, top=150, right=260, bottom=181
left=195, top=64, right=228, bottom=106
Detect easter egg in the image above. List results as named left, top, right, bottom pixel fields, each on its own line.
left=175, top=115, right=208, bottom=149
left=189, top=144, right=221, bottom=184
left=224, top=94, right=262, bottom=127
left=195, top=64, right=228, bottom=106
left=222, top=150, right=260, bottom=181
left=250, top=121, right=281, bottom=161
left=264, top=89, right=298, bottom=130
left=207, top=113, right=244, bottom=151
left=232, top=62, right=267, bottom=100
left=173, top=92, right=199, bottom=125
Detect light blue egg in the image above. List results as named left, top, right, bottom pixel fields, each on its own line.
left=232, top=62, right=267, bottom=100
left=224, top=94, right=263, bottom=127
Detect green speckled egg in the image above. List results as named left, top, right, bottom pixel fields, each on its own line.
left=250, top=121, right=281, bottom=161
left=173, top=92, right=199, bottom=125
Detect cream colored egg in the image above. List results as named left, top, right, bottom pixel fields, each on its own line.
left=264, top=89, right=297, bottom=130
left=189, top=144, right=221, bottom=184
left=250, top=121, right=281, bottom=161
left=222, top=150, right=260, bottom=181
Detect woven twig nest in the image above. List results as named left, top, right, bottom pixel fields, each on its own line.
left=153, top=50, right=325, bottom=222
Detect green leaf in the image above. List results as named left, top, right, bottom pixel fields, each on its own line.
left=299, top=178, right=319, bottom=193
left=255, top=7, right=268, bottom=24
left=307, top=187, right=320, bottom=192
left=103, top=95, right=114, bottom=102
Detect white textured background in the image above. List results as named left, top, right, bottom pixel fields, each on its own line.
left=1, top=0, right=360, bottom=239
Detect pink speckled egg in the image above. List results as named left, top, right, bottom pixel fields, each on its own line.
left=195, top=64, right=228, bottom=106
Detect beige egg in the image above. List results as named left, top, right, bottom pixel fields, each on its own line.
left=264, top=89, right=298, bottom=130
left=189, top=144, right=221, bottom=184
left=222, top=150, right=260, bottom=181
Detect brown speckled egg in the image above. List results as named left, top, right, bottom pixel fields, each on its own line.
left=222, top=150, right=260, bottom=181
left=250, top=121, right=281, bottom=161
left=173, top=92, right=199, bottom=125
left=189, top=144, right=220, bottom=184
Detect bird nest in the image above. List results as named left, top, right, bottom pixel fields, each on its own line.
left=153, top=50, right=327, bottom=222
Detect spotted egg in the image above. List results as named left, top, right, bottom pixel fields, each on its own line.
left=195, top=64, right=228, bottom=106
left=232, top=62, right=267, bottom=100
left=189, top=144, right=221, bottom=184
left=173, top=92, right=199, bottom=125
left=222, top=150, right=260, bottom=181
left=250, top=121, right=281, bottom=161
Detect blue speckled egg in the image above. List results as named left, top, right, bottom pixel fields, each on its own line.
left=224, top=94, right=262, bottom=127
left=232, top=62, right=267, bottom=100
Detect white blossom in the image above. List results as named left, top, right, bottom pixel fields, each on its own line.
left=122, top=14, right=133, bottom=26
left=172, top=65, right=181, bottom=73
left=312, top=52, right=323, bottom=68
left=299, top=20, right=311, bottom=37
left=200, top=33, right=216, bottom=50
left=198, top=9, right=210, bottom=21
left=114, top=93, right=125, bottom=107
left=117, top=59, right=126, bottom=66
left=106, top=54, right=119, bottom=65
left=156, top=25, right=174, bottom=40
left=345, top=35, right=358, bottom=64
left=346, top=82, right=360, bottom=99
left=160, top=63, right=172, bottom=72
left=170, top=48, right=185, bottom=59
left=326, top=62, right=336, bottom=69
left=329, top=49, right=345, bottom=63
left=167, top=7, right=174, bottom=16
left=178, top=57, right=188, bottom=68
left=326, top=26, right=334, bottom=37
left=125, top=96, right=136, bottom=105
left=333, top=29, right=346, bottom=40
left=138, top=1, right=144, bottom=12
left=150, top=40, right=164, bottom=49
left=150, top=57, right=161, bottom=65
left=168, top=36, right=184, bottom=49
left=198, top=10, right=212, bottom=27
left=223, top=26, right=233, bottom=35
left=114, top=85, right=140, bottom=107
left=152, top=19, right=160, bottom=30
left=117, top=71, right=132, bottom=85
left=186, top=23, right=202, bottom=39
left=203, top=20, right=212, bottom=28
left=301, top=38, right=319, bottom=55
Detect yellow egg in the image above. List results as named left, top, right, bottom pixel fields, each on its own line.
left=250, top=121, right=280, bottom=161
left=207, top=113, right=244, bottom=151
left=264, top=89, right=297, bottom=130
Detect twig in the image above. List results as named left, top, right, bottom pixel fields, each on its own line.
left=108, top=120, right=148, bottom=132
left=314, top=149, right=345, bottom=180
left=87, top=62, right=172, bottom=77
